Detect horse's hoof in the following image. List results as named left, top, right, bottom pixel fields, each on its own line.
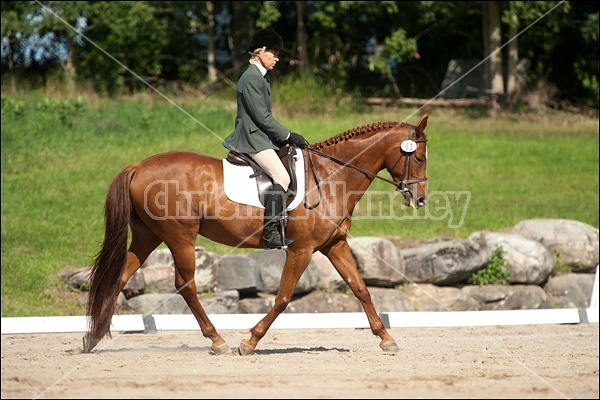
left=82, top=334, right=97, bottom=353
left=238, top=340, right=256, bottom=356
left=380, top=340, right=400, bottom=353
left=211, top=343, right=233, bottom=356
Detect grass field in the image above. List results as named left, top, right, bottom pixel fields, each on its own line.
left=1, top=91, right=598, bottom=317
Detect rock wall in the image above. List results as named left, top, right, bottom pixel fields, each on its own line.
left=63, top=218, right=598, bottom=315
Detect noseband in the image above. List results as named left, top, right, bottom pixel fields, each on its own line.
left=304, top=126, right=428, bottom=209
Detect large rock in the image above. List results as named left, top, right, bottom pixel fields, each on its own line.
left=511, top=219, right=599, bottom=272
left=128, top=293, right=191, bottom=314
left=469, top=232, right=555, bottom=285
left=122, top=270, right=145, bottom=299
left=399, top=283, right=481, bottom=311
left=286, top=291, right=362, bottom=313
left=543, top=273, right=596, bottom=308
left=400, top=237, right=490, bottom=285
left=127, top=290, right=239, bottom=314
left=62, top=266, right=144, bottom=298
left=461, top=284, right=547, bottom=310
left=348, top=237, right=405, bottom=287
left=194, top=247, right=219, bottom=293
left=140, top=246, right=219, bottom=294
left=142, top=263, right=176, bottom=293
left=367, top=287, right=414, bottom=312
left=311, top=251, right=346, bottom=291
left=216, top=255, right=263, bottom=294
left=61, top=267, right=91, bottom=290
left=141, top=247, right=175, bottom=269
left=238, top=295, right=275, bottom=314
left=199, top=290, right=240, bottom=314
left=247, top=250, right=320, bottom=294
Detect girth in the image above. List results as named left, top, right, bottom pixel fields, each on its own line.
left=226, top=144, right=298, bottom=207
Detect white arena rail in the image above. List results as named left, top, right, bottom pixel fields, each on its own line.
left=2, top=266, right=597, bottom=335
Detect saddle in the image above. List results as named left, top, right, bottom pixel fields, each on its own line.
left=225, top=144, right=298, bottom=208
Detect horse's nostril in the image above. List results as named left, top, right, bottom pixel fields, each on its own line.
left=418, top=197, right=427, bottom=206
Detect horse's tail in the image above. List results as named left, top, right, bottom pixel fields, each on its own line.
left=86, top=164, right=137, bottom=346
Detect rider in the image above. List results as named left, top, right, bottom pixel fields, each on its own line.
left=222, top=28, right=309, bottom=249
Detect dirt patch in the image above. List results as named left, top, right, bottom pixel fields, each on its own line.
left=2, top=323, right=598, bottom=398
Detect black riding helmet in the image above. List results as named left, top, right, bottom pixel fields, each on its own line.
left=246, top=28, right=287, bottom=53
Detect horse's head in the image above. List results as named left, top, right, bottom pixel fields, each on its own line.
left=384, top=114, right=428, bottom=209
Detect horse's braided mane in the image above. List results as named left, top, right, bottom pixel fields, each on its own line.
left=312, top=121, right=406, bottom=149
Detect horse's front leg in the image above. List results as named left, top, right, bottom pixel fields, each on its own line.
left=321, top=240, right=399, bottom=353
left=239, top=248, right=313, bottom=355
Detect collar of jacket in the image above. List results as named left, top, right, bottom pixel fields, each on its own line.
left=253, top=62, right=268, bottom=77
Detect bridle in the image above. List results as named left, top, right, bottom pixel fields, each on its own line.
left=303, top=126, right=428, bottom=209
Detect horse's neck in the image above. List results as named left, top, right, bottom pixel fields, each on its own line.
left=314, top=133, right=390, bottom=196
left=328, top=134, right=388, bottom=174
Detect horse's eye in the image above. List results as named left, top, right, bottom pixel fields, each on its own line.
left=414, top=156, right=424, bottom=164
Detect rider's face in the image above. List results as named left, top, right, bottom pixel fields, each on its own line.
left=260, top=49, right=280, bottom=70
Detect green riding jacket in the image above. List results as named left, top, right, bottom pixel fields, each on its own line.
left=222, top=64, right=290, bottom=154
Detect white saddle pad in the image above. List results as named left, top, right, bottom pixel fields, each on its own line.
left=222, top=149, right=305, bottom=210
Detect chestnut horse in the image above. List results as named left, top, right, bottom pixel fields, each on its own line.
left=84, top=114, right=429, bottom=355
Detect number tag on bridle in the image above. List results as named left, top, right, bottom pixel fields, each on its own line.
left=400, top=140, right=417, bottom=153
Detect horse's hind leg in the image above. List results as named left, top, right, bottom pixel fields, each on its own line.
left=168, top=241, right=231, bottom=355
left=321, top=240, right=399, bottom=353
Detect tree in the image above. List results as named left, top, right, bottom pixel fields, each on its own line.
left=229, top=2, right=258, bottom=78
left=206, top=1, right=216, bottom=83
left=2, top=1, right=596, bottom=108
left=304, top=1, right=418, bottom=92
left=1, top=1, right=35, bottom=91
left=408, top=1, right=483, bottom=98
left=295, top=1, right=309, bottom=69
left=33, top=1, right=93, bottom=93
left=573, top=10, right=599, bottom=107
left=76, top=2, right=170, bottom=94
left=482, top=1, right=503, bottom=99
left=502, top=1, right=571, bottom=104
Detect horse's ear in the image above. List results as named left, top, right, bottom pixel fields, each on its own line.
left=417, top=113, right=428, bottom=134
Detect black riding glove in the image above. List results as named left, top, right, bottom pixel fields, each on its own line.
left=287, top=131, right=309, bottom=149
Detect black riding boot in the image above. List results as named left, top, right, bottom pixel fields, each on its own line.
left=262, top=183, right=294, bottom=249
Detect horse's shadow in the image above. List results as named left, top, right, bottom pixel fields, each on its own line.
left=253, top=346, right=350, bottom=355
left=71, top=345, right=212, bottom=355
left=74, top=345, right=349, bottom=355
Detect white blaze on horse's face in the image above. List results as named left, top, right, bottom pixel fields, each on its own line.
left=416, top=142, right=428, bottom=208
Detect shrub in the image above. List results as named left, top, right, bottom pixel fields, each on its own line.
left=552, top=250, right=572, bottom=276
left=468, top=247, right=512, bottom=285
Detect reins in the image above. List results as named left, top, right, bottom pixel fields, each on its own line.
left=302, top=126, right=428, bottom=210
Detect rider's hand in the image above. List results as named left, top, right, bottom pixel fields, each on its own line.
left=287, top=131, right=309, bottom=149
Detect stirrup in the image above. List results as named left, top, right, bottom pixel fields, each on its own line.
left=262, top=233, right=293, bottom=250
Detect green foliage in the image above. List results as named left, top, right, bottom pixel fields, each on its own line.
left=2, top=95, right=86, bottom=126
left=2, top=1, right=598, bottom=106
left=274, top=72, right=338, bottom=116
left=1, top=96, right=25, bottom=116
left=368, top=28, right=418, bottom=74
left=468, top=248, right=512, bottom=285
left=552, top=250, right=588, bottom=276
left=52, top=98, right=86, bottom=127
left=77, top=2, right=171, bottom=94
left=573, top=12, right=599, bottom=106
left=256, top=1, right=282, bottom=28
left=552, top=250, right=572, bottom=276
